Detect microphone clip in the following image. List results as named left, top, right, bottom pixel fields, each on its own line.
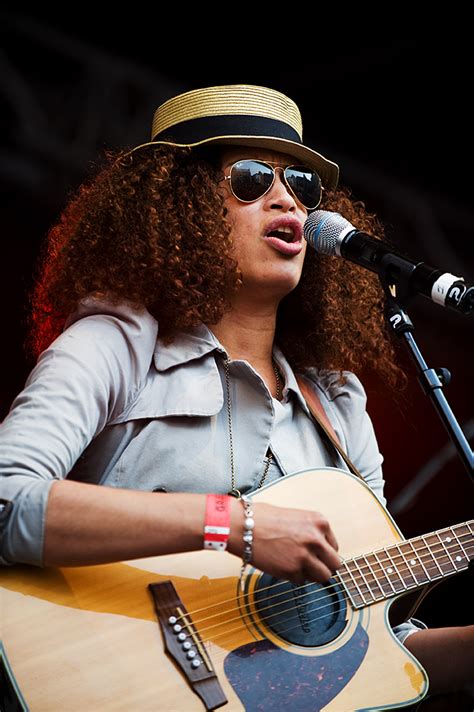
left=378, top=252, right=418, bottom=309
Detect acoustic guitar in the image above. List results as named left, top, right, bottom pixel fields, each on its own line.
left=1, top=468, right=472, bottom=711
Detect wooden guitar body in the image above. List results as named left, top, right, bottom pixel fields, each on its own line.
left=2, top=468, right=469, bottom=711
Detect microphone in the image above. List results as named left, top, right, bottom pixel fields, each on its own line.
left=304, top=210, right=473, bottom=314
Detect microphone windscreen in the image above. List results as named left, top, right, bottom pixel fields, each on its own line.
left=304, top=210, right=355, bottom=255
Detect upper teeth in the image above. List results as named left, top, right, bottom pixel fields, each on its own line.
left=277, top=226, right=293, bottom=234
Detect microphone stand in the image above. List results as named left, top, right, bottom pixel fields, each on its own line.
left=378, top=253, right=474, bottom=484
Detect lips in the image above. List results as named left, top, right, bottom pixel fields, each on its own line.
left=263, top=217, right=304, bottom=256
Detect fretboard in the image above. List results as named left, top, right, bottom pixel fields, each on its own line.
left=337, top=520, right=474, bottom=609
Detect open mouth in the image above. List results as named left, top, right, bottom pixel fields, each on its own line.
left=265, top=227, right=297, bottom=243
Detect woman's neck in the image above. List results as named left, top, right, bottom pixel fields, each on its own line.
left=209, top=305, right=277, bottom=370
left=210, top=309, right=282, bottom=399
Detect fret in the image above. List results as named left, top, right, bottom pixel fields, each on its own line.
left=466, top=521, right=474, bottom=559
left=391, top=543, right=418, bottom=589
left=420, top=534, right=447, bottom=576
left=360, top=555, right=385, bottom=600
left=374, top=552, right=398, bottom=594
left=397, top=541, right=426, bottom=586
left=335, top=521, right=473, bottom=611
left=365, top=552, right=394, bottom=597
left=337, top=566, right=365, bottom=609
left=395, top=542, right=418, bottom=589
left=411, top=537, right=440, bottom=581
left=375, top=550, right=406, bottom=593
left=457, top=521, right=474, bottom=554
left=405, top=540, right=432, bottom=583
left=385, top=546, right=409, bottom=589
left=447, top=523, right=473, bottom=568
left=351, top=557, right=379, bottom=602
left=433, top=531, right=458, bottom=574
left=449, top=526, right=469, bottom=559
left=341, top=560, right=371, bottom=605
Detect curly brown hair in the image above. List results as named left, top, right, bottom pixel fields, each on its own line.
left=28, top=144, right=405, bottom=387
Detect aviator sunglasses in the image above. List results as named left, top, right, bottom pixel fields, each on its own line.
left=223, top=159, right=322, bottom=210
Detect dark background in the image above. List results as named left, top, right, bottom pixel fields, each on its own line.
left=1, top=14, right=473, bottom=629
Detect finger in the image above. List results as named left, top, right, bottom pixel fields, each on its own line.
left=302, top=557, right=334, bottom=584
left=309, top=539, right=342, bottom=575
left=312, top=513, right=339, bottom=552
left=325, top=528, right=339, bottom=552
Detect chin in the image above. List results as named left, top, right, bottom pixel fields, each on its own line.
left=246, top=272, right=302, bottom=299
left=240, top=257, right=304, bottom=292
left=272, top=264, right=303, bottom=289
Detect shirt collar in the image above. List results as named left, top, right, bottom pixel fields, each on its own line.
left=153, top=323, right=227, bottom=371
left=154, top=324, right=311, bottom=416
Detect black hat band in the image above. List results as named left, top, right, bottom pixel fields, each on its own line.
left=153, top=115, right=302, bottom=145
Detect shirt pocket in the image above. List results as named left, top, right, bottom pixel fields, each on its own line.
left=109, top=414, right=232, bottom=494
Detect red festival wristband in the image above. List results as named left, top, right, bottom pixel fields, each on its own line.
left=203, top=494, right=231, bottom=551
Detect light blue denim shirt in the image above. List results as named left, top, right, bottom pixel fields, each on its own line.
left=0, top=298, right=424, bottom=642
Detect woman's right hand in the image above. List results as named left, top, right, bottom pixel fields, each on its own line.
left=228, top=499, right=342, bottom=584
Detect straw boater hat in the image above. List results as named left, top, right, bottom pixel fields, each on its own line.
left=131, top=84, right=339, bottom=190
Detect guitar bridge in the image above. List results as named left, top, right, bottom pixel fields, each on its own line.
left=148, top=581, right=227, bottom=711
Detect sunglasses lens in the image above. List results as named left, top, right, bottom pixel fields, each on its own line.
left=285, top=166, right=322, bottom=209
left=228, top=160, right=322, bottom=209
left=230, top=160, right=275, bottom=202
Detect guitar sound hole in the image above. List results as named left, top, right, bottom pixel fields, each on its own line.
left=253, top=575, right=347, bottom=647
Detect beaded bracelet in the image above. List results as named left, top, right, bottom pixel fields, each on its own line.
left=240, top=494, right=254, bottom=565
left=203, top=494, right=231, bottom=551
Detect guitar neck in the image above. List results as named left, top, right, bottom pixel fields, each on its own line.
left=338, top=520, right=474, bottom=609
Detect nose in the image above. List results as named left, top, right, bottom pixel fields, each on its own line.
left=265, top=167, right=298, bottom=211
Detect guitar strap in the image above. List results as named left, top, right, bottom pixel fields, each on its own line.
left=296, top=375, right=365, bottom=483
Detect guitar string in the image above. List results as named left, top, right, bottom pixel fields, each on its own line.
left=186, top=541, right=471, bottom=645
left=182, top=539, right=466, bottom=639
left=206, top=589, right=391, bottom=666
left=193, top=579, right=345, bottom=645
left=177, top=534, right=474, bottom=633
left=197, top=545, right=469, bottom=666
left=175, top=532, right=473, bottom=628
left=206, top=563, right=440, bottom=667
left=201, top=587, right=350, bottom=664
left=171, top=538, right=473, bottom=647
left=193, top=539, right=474, bottom=665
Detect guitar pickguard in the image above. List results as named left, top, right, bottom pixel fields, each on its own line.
left=224, top=621, right=368, bottom=711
